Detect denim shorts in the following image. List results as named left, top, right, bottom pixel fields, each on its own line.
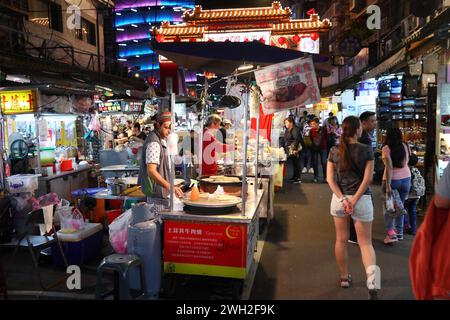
left=330, top=194, right=374, bottom=222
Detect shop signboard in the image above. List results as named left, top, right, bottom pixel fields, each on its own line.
left=255, top=57, right=321, bottom=115
left=205, top=31, right=271, bottom=44
left=123, top=101, right=143, bottom=113
left=96, top=100, right=122, bottom=113
left=0, top=90, right=37, bottom=114
left=164, top=220, right=248, bottom=279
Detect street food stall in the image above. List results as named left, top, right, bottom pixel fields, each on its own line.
left=0, top=86, right=94, bottom=201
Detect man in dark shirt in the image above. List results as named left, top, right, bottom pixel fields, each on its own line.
left=130, top=122, right=147, bottom=143
left=359, top=111, right=377, bottom=148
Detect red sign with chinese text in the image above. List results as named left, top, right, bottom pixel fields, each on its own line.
left=164, top=220, right=247, bottom=268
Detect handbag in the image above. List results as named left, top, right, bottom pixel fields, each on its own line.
left=288, top=144, right=301, bottom=157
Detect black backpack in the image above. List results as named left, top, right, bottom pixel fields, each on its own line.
left=0, top=197, right=14, bottom=243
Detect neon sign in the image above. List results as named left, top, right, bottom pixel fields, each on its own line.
left=0, top=90, right=37, bottom=114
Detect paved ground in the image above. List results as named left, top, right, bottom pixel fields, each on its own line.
left=250, top=173, right=419, bottom=300
left=1, top=169, right=421, bottom=300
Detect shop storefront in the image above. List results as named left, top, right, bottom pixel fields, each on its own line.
left=0, top=87, right=94, bottom=201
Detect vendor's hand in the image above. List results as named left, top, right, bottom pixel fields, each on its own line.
left=174, top=187, right=184, bottom=198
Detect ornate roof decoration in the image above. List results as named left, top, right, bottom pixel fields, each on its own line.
left=182, top=2, right=291, bottom=25
left=154, top=2, right=331, bottom=39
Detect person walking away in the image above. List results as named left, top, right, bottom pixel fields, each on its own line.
left=310, top=118, right=327, bottom=182
left=404, top=155, right=425, bottom=235
left=382, top=128, right=411, bottom=244
left=202, top=114, right=234, bottom=176
left=138, top=112, right=184, bottom=210
left=300, top=119, right=313, bottom=174
left=284, top=117, right=302, bottom=184
left=327, top=116, right=378, bottom=299
left=348, top=111, right=377, bottom=245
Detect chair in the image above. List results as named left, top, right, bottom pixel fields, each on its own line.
left=0, top=207, right=68, bottom=291
left=95, top=254, right=147, bottom=300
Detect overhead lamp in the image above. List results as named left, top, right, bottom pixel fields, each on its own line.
left=5, top=74, right=30, bottom=83
left=237, top=62, right=254, bottom=71
left=133, top=39, right=138, bottom=43
left=161, top=6, right=165, bottom=9
left=116, top=28, right=125, bottom=31
left=131, top=8, right=137, bottom=12
left=131, top=24, right=138, bottom=28
left=116, top=12, right=122, bottom=16
left=134, top=73, right=140, bottom=78
left=118, top=43, right=127, bottom=46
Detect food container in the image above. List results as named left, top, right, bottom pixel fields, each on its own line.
left=7, top=174, right=40, bottom=193
left=40, top=147, right=55, bottom=166
left=60, top=159, right=73, bottom=171
left=106, top=178, right=127, bottom=196
left=198, top=175, right=245, bottom=195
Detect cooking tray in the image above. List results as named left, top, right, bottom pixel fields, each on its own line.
left=198, top=175, right=244, bottom=194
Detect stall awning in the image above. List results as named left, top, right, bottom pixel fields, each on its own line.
left=362, top=48, right=406, bottom=80
left=151, top=40, right=331, bottom=77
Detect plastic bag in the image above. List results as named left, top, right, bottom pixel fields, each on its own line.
left=109, top=209, right=132, bottom=253
left=384, top=194, right=395, bottom=214
left=58, top=207, right=85, bottom=233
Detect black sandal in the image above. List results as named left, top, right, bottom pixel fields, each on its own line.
left=340, top=274, right=352, bottom=288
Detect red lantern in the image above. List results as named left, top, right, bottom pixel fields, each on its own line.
left=189, top=37, right=197, bottom=42
left=259, top=37, right=265, bottom=44
left=311, top=32, right=319, bottom=41
left=244, top=38, right=249, bottom=42
left=225, top=39, right=231, bottom=42
left=278, top=36, right=286, bottom=45
left=174, top=36, right=181, bottom=42
left=292, top=34, right=301, bottom=44
left=208, top=38, right=214, bottom=42
left=155, top=34, right=164, bottom=42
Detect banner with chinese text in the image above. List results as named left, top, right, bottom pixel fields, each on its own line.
left=255, top=57, right=321, bottom=115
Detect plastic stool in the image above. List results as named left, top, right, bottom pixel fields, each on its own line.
left=95, top=254, right=147, bottom=300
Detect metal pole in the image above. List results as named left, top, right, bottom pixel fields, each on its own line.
left=198, top=79, right=207, bottom=177
left=169, top=92, right=175, bottom=212
left=254, top=88, right=260, bottom=197
left=0, top=114, right=5, bottom=190
left=241, top=87, right=249, bottom=216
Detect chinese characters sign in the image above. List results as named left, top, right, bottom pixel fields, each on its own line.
left=0, top=90, right=37, bottom=114
left=164, top=220, right=248, bottom=279
left=204, top=31, right=271, bottom=44
left=255, top=57, right=321, bottom=114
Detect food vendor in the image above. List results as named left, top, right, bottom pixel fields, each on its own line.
left=129, top=122, right=147, bottom=144
left=138, top=111, right=184, bottom=206
left=202, top=114, right=234, bottom=176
